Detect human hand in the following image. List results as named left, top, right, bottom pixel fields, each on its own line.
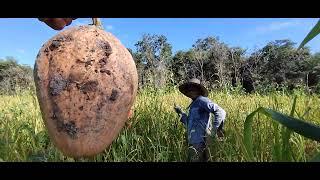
left=39, top=18, right=77, bottom=30
left=174, top=105, right=183, bottom=115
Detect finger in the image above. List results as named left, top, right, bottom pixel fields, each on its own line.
left=43, top=18, right=67, bottom=30
left=63, top=18, right=73, bottom=26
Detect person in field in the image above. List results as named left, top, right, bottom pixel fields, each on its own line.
left=174, top=78, right=226, bottom=162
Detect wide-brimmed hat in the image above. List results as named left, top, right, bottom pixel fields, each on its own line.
left=178, top=78, right=208, bottom=97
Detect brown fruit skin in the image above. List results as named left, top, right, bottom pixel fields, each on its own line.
left=34, top=26, right=138, bottom=158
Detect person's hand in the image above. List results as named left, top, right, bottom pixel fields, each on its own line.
left=39, top=18, right=77, bottom=30
left=174, top=105, right=183, bottom=115
left=216, top=129, right=225, bottom=138
left=128, top=109, right=134, bottom=119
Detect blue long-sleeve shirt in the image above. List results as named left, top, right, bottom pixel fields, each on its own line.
left=180, top=96, right=226, bottom=145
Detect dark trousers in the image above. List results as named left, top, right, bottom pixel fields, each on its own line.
left=188, top=142, right=209, bottom=162
left=187, top=122, right=225, bottom=162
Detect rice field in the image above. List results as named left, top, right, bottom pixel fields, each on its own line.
left=0, top=89, right=319, bottom=162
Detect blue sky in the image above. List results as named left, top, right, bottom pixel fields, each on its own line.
left=0, top=18, right=319, bottom=66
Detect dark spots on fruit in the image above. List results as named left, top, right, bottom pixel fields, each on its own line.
left=90, top=49, right=95, bottom=53
left=63, top=35, right=73, bottom=42
left=76, top=58, right=94, bottom=68
left=97, top=99, right=105, bottom=111
left=44, top=48, right=50, bottom=56
left=68, top=73, right=80, bottom=84
left=56, top=35, right=73, bottom=42
left=49, top=56, right=53, bottom=63
left=49, top=36, right=73, bottom=51
left=54, top=118, right=64, bottom=132
left=85, top=94, right=90, bottom=100
left=79, top=106, right=84, bottom=111
left=49, top=40, right=61, bottom=51
left=104, top=43, right=112, bottom=55
left=63, top=121, right=79, bottom=139
left=99, top=58, right=107, bottom=64
left=98, top=58, right=108, bottom=68
left=49, top=74, right=68, bottom=96
left=100, top=69, right=111, bottom=75
left=95, top=69, right=98, bottom=73
left=79, top=80, right=98, bottom=93
left=97, top=40, right=112, bottom=56
left=50, top=102, right=78, bottom=139
left=85, top=60, right=93, bottom=67
left=109, top=89, right=119, bottom=101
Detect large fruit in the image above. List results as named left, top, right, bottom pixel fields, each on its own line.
left=34, top=25, right=138, bottom=157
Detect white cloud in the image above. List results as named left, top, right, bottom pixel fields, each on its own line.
left=17, top=49, right=25, bottom=54
left=105, top=25, right=113, bottom=30
left=255, top=20, right=303, bottom=34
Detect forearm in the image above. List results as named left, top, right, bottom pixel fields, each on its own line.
left=213, top=108, right=226, bottom=129
left=180, top=112, right=187, bottom=125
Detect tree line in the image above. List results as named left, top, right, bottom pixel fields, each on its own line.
left=130, top=34, right=320, bottom=94
left=1, top=34, right=320, bottom=95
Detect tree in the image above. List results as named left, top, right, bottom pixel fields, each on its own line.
left=0, top=57, right=34, bottom=94
left=300, top=53, right=320, bottom=92
left=134, top=34, right=173, bottom=89
left=191, top=36, right=231, bottom=88
left=227, top=47, right=246, bottom=87
left=241, top=39, right=311, bottom=92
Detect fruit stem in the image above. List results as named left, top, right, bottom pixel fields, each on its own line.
left=92, top=18, right=104, bottom=29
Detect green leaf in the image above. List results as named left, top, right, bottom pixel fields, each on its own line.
left=281, top=96, right=297, bottom=161
left=310, top=152, right=320, bottom=162
left=290, top=96, right=297, bottom=117
left=261, top=109, right=320, bottom=141
left=298, top=20, right=320, bottom=49
left=273, top=122, right=281, bottom=161
left=243, top=103, right=320, bottom=162
left=243, top=107, right=262, bottom=161
left=281, top=128, right=292, bottom=161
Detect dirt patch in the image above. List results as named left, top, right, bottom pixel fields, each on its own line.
left=109, top=89, right=119, bottom=101
left=78, top=80, right=99, bottom=93
left=49, top=74, right=68, bottom=96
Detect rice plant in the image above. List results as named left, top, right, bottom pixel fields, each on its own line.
left=0, top=89, right=319, bottom=162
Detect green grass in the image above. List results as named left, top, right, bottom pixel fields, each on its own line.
left=0, top=89, right=319, bottom=162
